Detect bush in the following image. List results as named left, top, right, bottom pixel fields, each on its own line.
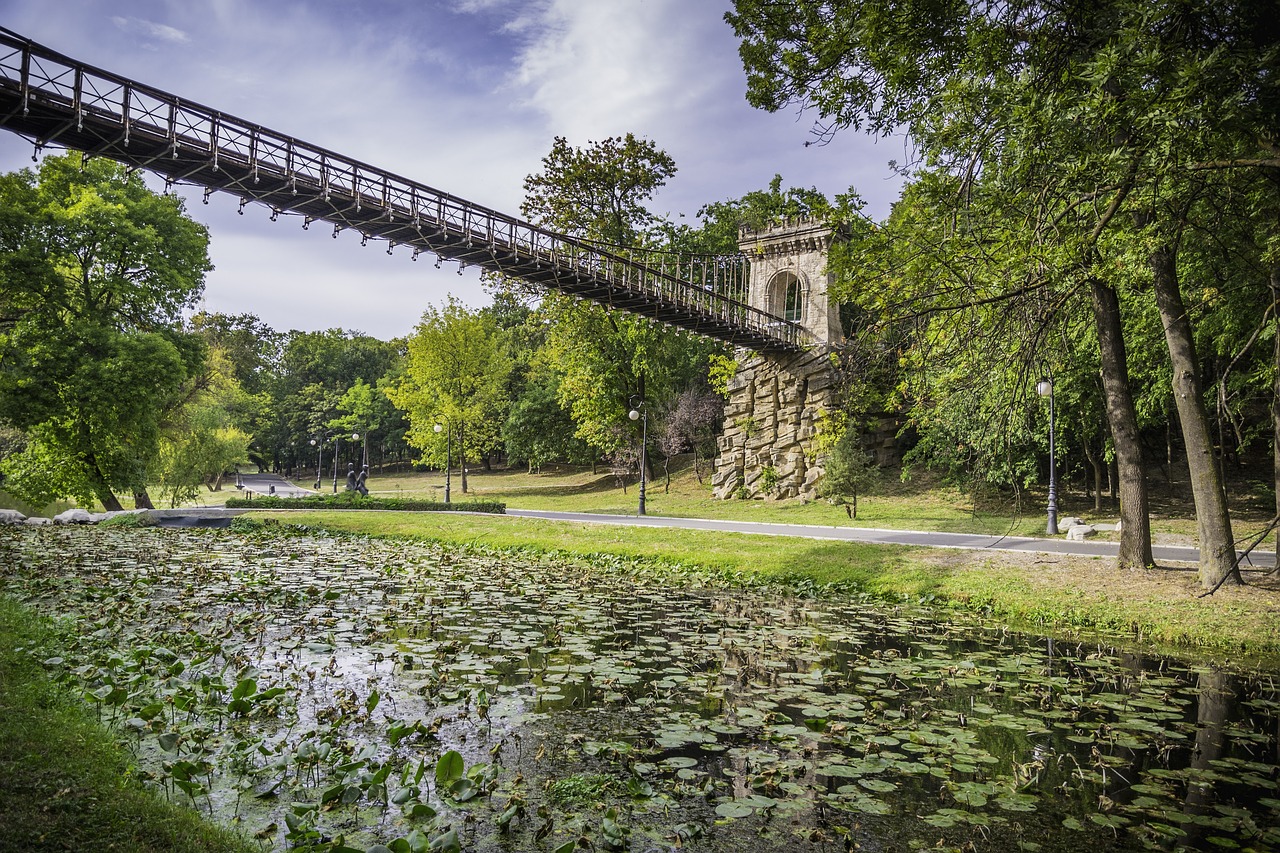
left=98, top=512, right=158, bottom=528
left=224, top=493, right=505, bottom=514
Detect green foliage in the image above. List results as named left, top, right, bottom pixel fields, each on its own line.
left=189, top=312, right=280, bottom=396
left=0, top=155, right=211, bottom=509
left=697, top=174, right=831, bottom=250
left=97, top=512, right=158, bottom=529
left=0, top=598, right=255, bottom=851
left=706, top=354, right=737, bottom=399
left=547, top=774, right=617, bottom=805
left=502, top=372, right=589, bottom=472
left=254, top=327, right=406, bottom=474
left=521, top=134, right=676, bottom=246
left=817, top=416, right=881, bottom=515
left=541, top=299, right=715, bottom=455
left=154, top=348, right=253, bottom=507
left=389, top=297, right=511, bottom=470
left=224, top=494, right=506, bottom=513
left=519, top=134, right=721, bottom=457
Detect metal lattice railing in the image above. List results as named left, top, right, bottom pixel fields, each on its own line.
left=0, top=28, right=809, bottom=352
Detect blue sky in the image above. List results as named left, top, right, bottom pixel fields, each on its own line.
left=0, top=0, right=904, bottom=338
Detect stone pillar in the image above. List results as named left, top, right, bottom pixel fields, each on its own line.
left=713, top=217, right=844, bottom=500
left=713, top=347, right=837, bottom=499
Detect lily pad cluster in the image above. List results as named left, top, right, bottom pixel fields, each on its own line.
left=1, top=525, right=1278, bottom=852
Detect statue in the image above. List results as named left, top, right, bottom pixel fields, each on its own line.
left=345, top=462, right=357, bottom=492
left=355, top=465, right=369, bottom=496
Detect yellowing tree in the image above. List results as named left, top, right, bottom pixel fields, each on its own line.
left=389, top=298, right=511, bottom=493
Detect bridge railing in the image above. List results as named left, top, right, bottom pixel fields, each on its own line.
left=0, top=28, right=809, bottom=351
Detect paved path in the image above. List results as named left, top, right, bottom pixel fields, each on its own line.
left=506, top=509, right=1277, bottom=570
left=235, top=472, right=317, bottom=498
left=199, top=487, right=1276, bottom=571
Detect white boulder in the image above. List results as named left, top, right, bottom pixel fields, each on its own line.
left=1058, top=516, right=1086, bottom=530
left=0, top=508, right=27, bottom=525
left=53, top=508, right=94, bottom=524
left=1066, top=524, right=1097, bottom=541
left=24, top=516, right=53, bottom=526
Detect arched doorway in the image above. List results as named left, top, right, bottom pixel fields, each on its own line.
left=770, top=270, right=806, bottom=324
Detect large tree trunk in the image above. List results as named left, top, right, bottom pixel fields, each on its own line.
left=1081, top=434, right=1104, bottom=512
left=132, top=488, right=155, bottom=510
left=82, top=449, right=124, bottom=512
left=1271, top=266, right=1280, bottom=566
left=1150, top=244, right=1240, bottom=589
left=1090, top=277, right=1154, bottom=569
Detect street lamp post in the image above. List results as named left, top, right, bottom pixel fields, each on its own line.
left=628, top=398, right=647, bottom=517
left=433, top=422, right=452, bottom=503
left=310, top=437, right=324, bottom=490
left=1037, top=377, right=1059, bottom=535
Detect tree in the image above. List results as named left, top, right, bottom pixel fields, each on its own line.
left=817, top=420, right=879, bottom=518
left=520, top=135, right=720, bottom=468
left=154, top=349, right=252, bottom=506
left=0, top=154, right=211, bottom=510
left=522, top=134, right=676, bottom=246
left=388, top=298, right=511, bottom=493
left=262, top=329, right=401, bottom=473
left=727, top=0, right=1280, bottom=587
left=330, top=379, right=378, bottom=467
left=189, top=311, right=280, bottom=396
left=502, top=371, right=589, bottom=473
left=661, top=386, right=724, bottom=485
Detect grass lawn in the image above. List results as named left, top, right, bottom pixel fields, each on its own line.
left=323, top=455, right=1280, bottom=548
left=0, top=597, right=255, bottom=853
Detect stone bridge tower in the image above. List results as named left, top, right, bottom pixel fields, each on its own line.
left=712, top=217, right=845, bottom=500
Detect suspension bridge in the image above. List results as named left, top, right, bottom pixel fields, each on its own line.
left=0, top=28, right=808, bottom=352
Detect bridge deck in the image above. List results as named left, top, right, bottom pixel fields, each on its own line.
left=0, top=28, right=808, bottom=352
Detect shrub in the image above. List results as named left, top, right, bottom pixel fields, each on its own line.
left=224, top=494, right=505, bottom=514
left=98, top=512, right=157, bottom=528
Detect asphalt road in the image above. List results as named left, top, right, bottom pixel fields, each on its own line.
left=235, top=472, right=316, bottom=498
left=506, top=509, right=1278, bottom=570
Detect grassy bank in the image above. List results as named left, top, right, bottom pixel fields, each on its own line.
left=0, top=597, right=255, bottom=853
left=337, top=458, right=1278, bottom=547
left=254, top=510, right=1280, bottom=665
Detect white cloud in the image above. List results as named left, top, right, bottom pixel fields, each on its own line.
left=511, top=0, right=715, bottom=141
left=111, top=15, right=190, bottom=43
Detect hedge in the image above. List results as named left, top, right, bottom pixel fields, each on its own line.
left=224, top=494, right=505, bottom=514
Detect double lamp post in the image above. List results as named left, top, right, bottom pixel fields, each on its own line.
left=310, top=431, right=360, bottom=493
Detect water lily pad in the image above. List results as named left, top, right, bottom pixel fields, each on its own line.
left=715, top=802, right=753, bottom=819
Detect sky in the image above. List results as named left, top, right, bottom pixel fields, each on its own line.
left=0, top=0, right=905, bottom=339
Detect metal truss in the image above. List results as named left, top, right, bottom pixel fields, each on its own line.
left=0, top=28, right=809, bottom=352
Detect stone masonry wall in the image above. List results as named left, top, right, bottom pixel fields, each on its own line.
left=712, top=346, right=836, bottom=500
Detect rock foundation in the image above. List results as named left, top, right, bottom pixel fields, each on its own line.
left=712, top=346, right=836, bottom=500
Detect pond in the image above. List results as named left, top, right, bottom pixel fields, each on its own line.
left=1, top=525, right=1278, bottom=853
